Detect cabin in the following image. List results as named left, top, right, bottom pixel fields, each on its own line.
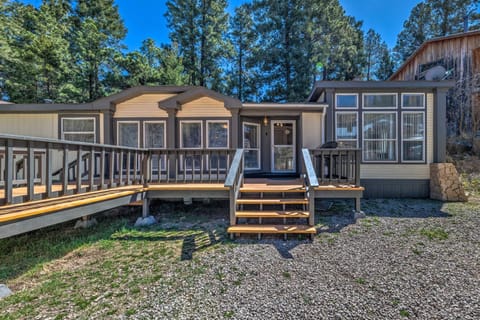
left=0, top=81, right=455, bottom=239
left=389, top=30, right=480, bottom=152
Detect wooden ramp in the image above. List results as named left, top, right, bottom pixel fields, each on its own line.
left=0, top=185, right=144, bottom=239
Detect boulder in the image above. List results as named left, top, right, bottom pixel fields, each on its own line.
left=430, top=163, right=468, bottom=202
left=134, top=215, right=157, bottom=227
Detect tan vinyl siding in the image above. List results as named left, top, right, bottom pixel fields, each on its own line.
left=114, top=94, right=175, bottom=118
left=361, top=164, right=430, bottom=179
left=301, top=112, right=322, bottom=149
left=177, top=97, right=231, bottom=117
left=0, top=114, right=58, bottom=138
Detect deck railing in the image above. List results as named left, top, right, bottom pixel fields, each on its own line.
left=147, top=148, right=236, bottom=183
left=309, top=148, right=361, bottom=186
left=0, top=134, right=148, bottom=205
left=224, top=149, right=244, bottom=227
left=0, top=134, right=239, bottom=205
left=301, top=148, right=319, bottom=226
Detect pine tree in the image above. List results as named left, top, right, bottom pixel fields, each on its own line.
left=71, top=0, right=126, bottom=101
left=1, top=1, right=74, bottom=103
left=165, top=0, right=229, bottom=89
left=228, top=4, right=258, bottom=101
left=394, top=0, right=480, bottom=65
left=363, top=29, right=391, bottom=80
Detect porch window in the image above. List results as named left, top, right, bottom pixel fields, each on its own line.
left=402, top=93, right=425, bottom=108
left=402, top=112, right=425, bottom=162
left=144, top=121, right=166, bottom=148
left=207, top=121, right=229, bottom=170
left=144, top=121, right=166, bottom=172
left=180, top=121, right=202, bottom=148
left=363, top=93, right=397, bottom=109
left=363, top=112, right=397, bottom=162
left=117, top=121, right=139, bottom=147
left=336, top=112, right=358, bottom=148
left=61, top=117, right=95, bottom=143
left=243, top=122, right=260, bottom=170
left=180, top=121, right=202, bottom=172
left=207, top=121, right=229, bottom=148
left=336, top=94, right=358, bottom=109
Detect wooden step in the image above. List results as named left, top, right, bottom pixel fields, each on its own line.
left=227, top=224, right=316, bottom=234
left=236, top=198, right=308, bottom=205
left=235, top=210, right=309, bottom=218
left=240, top=186, right=306, bottom=193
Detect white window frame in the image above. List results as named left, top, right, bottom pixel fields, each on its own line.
left=401, top=111, right=425, bottom=163
left=362, top=111, right=398, bottom=163
left=143, top=120, right=167, bottom=149
left=335, top=112, right=358, bottom=148
left=144, top=120, right=167, bottom=172
left=117, top=120, right=140, bottom=148
left=206, top=120, right=229, bottom=149
left=335, top=93, right=358, bottom=109
left=61, top=117, right=96, bottom=143
left=180, top=120, right=203, bottom=149
left=363, top=93, right=398, bottom=109
left=401, top=93, right=425, bottom=109
left=271, top=120, right=296, bottom=173
left=243, top=122, right=261, bottom=170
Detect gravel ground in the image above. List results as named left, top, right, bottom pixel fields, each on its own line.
left=134, top=199, right=480, bottom=320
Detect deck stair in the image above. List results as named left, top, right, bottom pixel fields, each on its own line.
left=227, top=179, right=316, bottom=239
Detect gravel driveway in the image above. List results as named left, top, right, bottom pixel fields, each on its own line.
left=135, top=199, right=480, bottom=320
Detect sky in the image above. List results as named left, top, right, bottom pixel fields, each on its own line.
left=23, top=0, right=423, bottom=50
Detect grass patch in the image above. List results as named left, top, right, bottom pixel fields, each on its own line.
left=399, top=309, right=410, bottom=317
left=420, top=228, right=449, bottom=241
left=0, top=206, right=228, bottom=319
left=355, top=277, right=366, bottom=285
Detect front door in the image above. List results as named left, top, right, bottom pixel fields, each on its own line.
left=271, top=120, right=296, bottom=173
left=243, top=122, right=261, bottom=170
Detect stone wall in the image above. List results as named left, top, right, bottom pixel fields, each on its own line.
left=430, top=163, right=468, bottom=202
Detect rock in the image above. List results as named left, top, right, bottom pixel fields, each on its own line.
left=353, top=210, right=366, bottom=220
left=74, top=218, right=98, bottom=229
left=134, top=215, right=157, bottom=227
left=430, top=163, right=468, bottom=202
left=0, top=284, right=12, bottom=299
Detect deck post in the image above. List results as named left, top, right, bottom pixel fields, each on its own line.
left=308, top=189, right=315, bottom=226
left=109, top=149, right=115, bottom=188
left=46, top=143, right=53, bottom=198
left=4, top=139, right=14, bottom=204
left=100, top=148, right=105, bottom=189
left=76, top=146, right=82, bottom=193
left=88, top=146, right=94, bottom=191
left=62, top=145, right=68, bottom=195
left=355, top=149, right=361, bottom=186
left=27, top=141, right=35, bottom=201
left=142, top=197, right=150, bottom=218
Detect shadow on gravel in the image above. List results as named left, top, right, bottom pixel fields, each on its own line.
left=316, top=198, right=450, bottom=235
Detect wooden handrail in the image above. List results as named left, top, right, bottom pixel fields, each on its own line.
left=301, top=148, right=319, bottom=187
left=224, top=149, right=244, bottom=188
left=309, top=148, right=362, bottom=185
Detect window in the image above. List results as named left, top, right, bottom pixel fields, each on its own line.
left=363, top=93, right=397, bottom=109
left=336, top=94, right=358, bottom=109
left=117, top=121, right=139, bottom=147
left=363, top=112, right=397, bottom=162
left=180, top=121, right=202, bottom=148
left=61, top=117, right=95, bottom=143
left=336, top=112, right=358, bottom=148
left=402, top=93, right=425, bottom=108
left=243, top=122, right=260, bottom=170
left=144, top=121, right=166, bottom=148
left=402, top=112, right=425, bottom=162
left=144, top=121, right=166, bottom=172
left=207, top=121, right=229, bottom=148
left=207, top=121, right=229, bottom=170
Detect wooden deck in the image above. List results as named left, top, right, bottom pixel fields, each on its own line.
left=0, top=135, right=364, bottom=239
